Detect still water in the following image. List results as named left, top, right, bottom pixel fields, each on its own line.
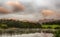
left=0, top=33, right=53, bottom=37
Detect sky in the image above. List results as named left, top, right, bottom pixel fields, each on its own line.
left=0, top=0, right=60, bottom=22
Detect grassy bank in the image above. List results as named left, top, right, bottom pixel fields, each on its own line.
left=0, top=19, right=60, bottom=37
left=0, top=19, right=60, bottom=29
left=42, top=25, right=60, bottom=29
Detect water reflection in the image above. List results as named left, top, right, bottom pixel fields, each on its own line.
left=0, top=33, right=53, bottom=37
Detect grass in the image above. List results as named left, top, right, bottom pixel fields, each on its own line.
left=42, top=25, right=60, bottom=29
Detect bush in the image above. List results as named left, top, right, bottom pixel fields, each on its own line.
left=54, top=30, right=60, bottom=37
left=0, top=24, right=8, bottom=29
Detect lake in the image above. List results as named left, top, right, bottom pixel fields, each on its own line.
left=0, top=33, right=53, bottom=37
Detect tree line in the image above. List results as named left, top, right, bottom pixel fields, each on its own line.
left=0, top=19, right=60, bottom=29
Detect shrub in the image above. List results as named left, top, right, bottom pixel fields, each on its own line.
left=54, top=30, right=60, bottom=37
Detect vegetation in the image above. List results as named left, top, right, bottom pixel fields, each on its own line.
left=54, top=30, right=60, bottom=37
left=42, top=20, right=60, bottom=29
left=43, top=20, right=60, bottom=25
left=0, top=19, right=60, bottom=35
left=0, top=19, right=41, bottom=29
left=0, top=19, right=60, bottom=29
left=42, top=25, right=60, bottom=29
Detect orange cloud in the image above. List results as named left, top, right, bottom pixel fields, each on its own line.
left=0, top=7, right=10, bottom=14
left=41, top=10, right=55, bottom=16
left=0, top=1, right=25, bottom=14
left=6, top=1, right=25, bottom=11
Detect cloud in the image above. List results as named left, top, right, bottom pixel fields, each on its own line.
left=0, top=0, right=60, bottom=22
left=5, top=1, right=25, bottom=11
left=0, top=0, right=25, bottom=14
left=41, top=10, right=55, bottom=16
left=0, top=7, right=10, bottom=14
